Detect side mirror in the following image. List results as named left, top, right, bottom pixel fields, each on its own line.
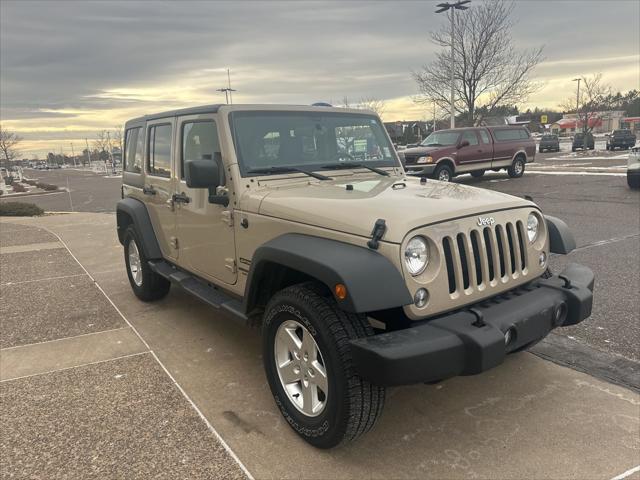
left=458, top=140, right=470, bottom=149
left=184, top=153, right=228, bottom=206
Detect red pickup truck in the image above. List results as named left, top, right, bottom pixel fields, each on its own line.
left=399, top=126, right=536, bottom=182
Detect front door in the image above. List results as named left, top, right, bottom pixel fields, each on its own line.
left=456, top=130, right=486, bottom=171
left=174, top=114, right=237, bottom=285
left=144, top=119, right=178, bottom=261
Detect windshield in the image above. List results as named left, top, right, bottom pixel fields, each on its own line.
left=230, top=111, right=398, bottom=175
left=420, top=131, right=460, bottom=146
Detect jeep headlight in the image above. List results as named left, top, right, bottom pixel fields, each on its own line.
left=404, top=236, right=429, bottom=275
left=527, top=213, right=539, bottom=243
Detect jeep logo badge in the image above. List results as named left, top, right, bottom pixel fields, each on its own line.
left=477, top=216, right=495, bottom=227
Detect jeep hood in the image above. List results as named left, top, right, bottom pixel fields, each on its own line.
left=250, top=175, right=534, bottom=244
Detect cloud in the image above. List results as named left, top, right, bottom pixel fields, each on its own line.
left=1, top=0, right=638, bottom=156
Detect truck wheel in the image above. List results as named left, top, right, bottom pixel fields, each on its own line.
left=470, top=170, right=485, bottom=178
left=434, top=164, right=453, bottom=182
left=262, top=282, right=385, bottom=449
left=507, top=156, right=525, bottom=178
left=628, top=174, right=640, bottom=189
left=123, top=226, right=170, bottom=301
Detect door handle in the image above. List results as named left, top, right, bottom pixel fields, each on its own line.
left=172, top=192, right=191, bottom=204
left=143, top=186, right=156, bottom=196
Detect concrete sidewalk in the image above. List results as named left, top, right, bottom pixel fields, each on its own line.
left=2, top=213, right=639, bottom=480
left=0, top=220, right=249, bottom=479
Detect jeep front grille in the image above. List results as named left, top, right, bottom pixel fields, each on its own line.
left=442, top=221, right=528, bottom=295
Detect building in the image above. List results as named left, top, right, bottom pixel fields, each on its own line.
left=550, top=111, right=626, bottom=135
left=620, top=117, right=640, bottom=133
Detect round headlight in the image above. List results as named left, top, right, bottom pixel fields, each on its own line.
left=404, top=236, right=429, bottom=275
left=527, top=213, right=539, bottom=243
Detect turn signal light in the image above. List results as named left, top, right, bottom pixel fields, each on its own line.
left=334, top=284, right=347, bottom=300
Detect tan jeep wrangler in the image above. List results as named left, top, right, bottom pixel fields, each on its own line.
left=117, top=104, right=594, bottom=448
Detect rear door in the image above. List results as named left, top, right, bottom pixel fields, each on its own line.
left=174, top=114, right=237, bottom=285
left=144, top=118, right=178, bottom=261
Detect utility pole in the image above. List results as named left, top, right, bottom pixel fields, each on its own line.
left=433, top=99, right=437, bottom=133
left=573, top=77, right=582, bottom=132
left=217, top=69, right=237, bottom=104
left=70, top=143, right=77, bottom=168
left=106, top=131, right=115, bottom=174
left=85, top=138, right=92, bottom=169
left=435, top=1, right=470, bottom=129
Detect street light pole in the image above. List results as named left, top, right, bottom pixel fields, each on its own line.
left=436, top=1, right=470, bottom=129
left=573, top=77, right=582, bottom=132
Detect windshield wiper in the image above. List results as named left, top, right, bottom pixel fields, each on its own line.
left=321, top=162, right=390, bottom=176
left=247, top=166, right=331, bottom=181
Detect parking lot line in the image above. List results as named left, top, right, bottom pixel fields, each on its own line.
left=611, top=465, right=640, bottom=480
left=41, top=225, right=255, bottom=480
left=528, top=170, right=626, bottom=176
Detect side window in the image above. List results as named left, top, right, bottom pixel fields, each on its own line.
left=461, top=130, right=479, bottom=146
left=181, top=120, right=220, bottom=179
left=124, top=127, right=143, bottom=173
left=479, top=130, right=491, bottom=144
left=147, top=124, right=172, bottom=178
left=493, top=129, right=521, bottom=142
left=519, top=129, right=530, bottom=139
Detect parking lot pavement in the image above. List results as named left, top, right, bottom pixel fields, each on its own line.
left=5, top=212, right=637, bottom=480
left=0, top=221, right=251, bottom=479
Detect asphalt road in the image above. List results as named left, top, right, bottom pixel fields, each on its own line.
left=5, top=152, right=639, bottom=377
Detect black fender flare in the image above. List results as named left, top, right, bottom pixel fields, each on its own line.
left=244, top=233, right=412, bottom=314
left=544, top=215, right=576, bottom=254
left=116, top=198, right=163, bottom=259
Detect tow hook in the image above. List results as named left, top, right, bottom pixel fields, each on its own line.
left=558, top=275, right=572, bottom=289
left=469, top=308, right=486, bottom=327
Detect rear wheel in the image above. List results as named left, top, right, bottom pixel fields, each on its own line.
left=124, top=226, right=170, bottom=301
left=507, top=156, right=525, bottom=178
left=470, top=170, right=485, bottom=178
left=434, top=164, right=453, bottom=182
left=628, top=173, right=640, bottom=189
left=262, top=282, right=385, bottom=448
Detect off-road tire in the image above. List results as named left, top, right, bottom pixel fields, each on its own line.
left=470, top=170, right=485, bottom=178
left=507, top=156, right=526, bottom=178
left=123, top=226, right=170, bottom=301
left=262, top=282, right=385, bottom=449
left=433, top=163, right=453, bottom=182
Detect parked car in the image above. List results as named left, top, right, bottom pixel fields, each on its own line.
left=117, top=103, right=593, bottom=448
left=398, top=126, right=536, bottom=181
left=571, top=132, right=594, bottom=151
left=539, top=134, right=560, bottom=153
left=606, top=129, right=636, bottom=150
left=628, top=146, right=640, bottom=189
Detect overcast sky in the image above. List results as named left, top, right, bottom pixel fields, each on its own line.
left=1, top=0, right=639, bottom=157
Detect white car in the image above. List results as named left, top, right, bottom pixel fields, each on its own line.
left=628, top=146, right=640, bottom=189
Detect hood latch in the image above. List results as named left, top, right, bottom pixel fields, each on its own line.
left=367, top=219, right=387, bottom=250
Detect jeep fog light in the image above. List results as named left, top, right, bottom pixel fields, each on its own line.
left=527, top=213, right=539, bottom=242
left=414, top=288, right=429, bottom=308
left=404, top=236, right=429, bottom=275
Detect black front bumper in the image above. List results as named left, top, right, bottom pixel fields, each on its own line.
left=351, top=263, right=594, bottom=386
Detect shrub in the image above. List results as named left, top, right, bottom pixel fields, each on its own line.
left=35, top=182, right=59, bottom=191
left=0, top=202, right=44, bottom=216
left=24, top=179, right=38, bottom=186
left=11, top=183, right=27, bottom=193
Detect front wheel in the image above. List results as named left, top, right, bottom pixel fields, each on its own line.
left=507, top=157, right=525, bottom=178
left=262, top=282, right=385, bottom=448
left=433, top=164, right=453, bottom=182
left=123, top=226, right=170, bottom=301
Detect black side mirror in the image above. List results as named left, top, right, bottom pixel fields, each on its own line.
left=458, top=140, right=470, bottom=149
left=184, top=153, right=228, bottom=206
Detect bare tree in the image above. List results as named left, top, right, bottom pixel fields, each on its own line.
left=94, top=130, right=110, bottom=153
left=413, top=0, right=544, bottom=126
left=559, top=73, right=611, bottom=134
left=0, top=125, right=23, bottom=168
left=357, top=97, right=387, bottom=117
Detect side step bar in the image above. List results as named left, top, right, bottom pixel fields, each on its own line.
left=148, top=260, right=247, bottom=321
